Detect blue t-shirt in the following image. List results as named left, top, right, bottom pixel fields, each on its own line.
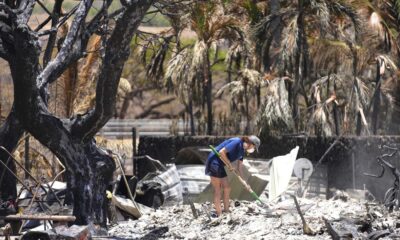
left=207, top=137, right=245, bottom=166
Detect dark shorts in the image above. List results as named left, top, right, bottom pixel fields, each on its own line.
left=205, top=159, right=227, bottom=178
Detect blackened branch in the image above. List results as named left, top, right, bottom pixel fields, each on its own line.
left=36, top=0, right=52, bottom=16
left=72, top=1, right=154, bottom=142
left=0, top=3, right=17, bottom=21
left=85, top=0, right=112, bottom=39
left=38, top=0, right=93, bottom=87
left=18, top=0, right=35, bottom=24
left=43, top=0, right=63, bottom=67
left=34, top=15, right=51, bottom=31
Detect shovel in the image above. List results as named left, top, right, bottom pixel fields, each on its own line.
left=209, top=145, right=265, bottom=206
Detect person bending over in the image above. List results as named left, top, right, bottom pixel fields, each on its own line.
left=205, top=135, right=260, bottom=216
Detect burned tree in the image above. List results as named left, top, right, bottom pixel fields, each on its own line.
left=0, top=0, right=153, bottom=225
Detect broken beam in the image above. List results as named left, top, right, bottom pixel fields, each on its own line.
left=5, top=215, right=76, bottom=222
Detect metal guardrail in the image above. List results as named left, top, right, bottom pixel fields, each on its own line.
left=97, top=119, right=189, bottom=138
left=97, top=119, right=257, bottom=138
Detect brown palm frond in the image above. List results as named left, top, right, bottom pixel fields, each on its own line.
left=165, top=48, right=194, bottom=104
left=217, top=68, right=262, bottom=97
left=72, top=35, right=102, bottom=115
left=309, top=38, right=353, bottom=73
left=279, top=16, right=299, bottom=64
left=257, top=78, right=294, bottom=135
left=145, top=37, right=171, bottom=85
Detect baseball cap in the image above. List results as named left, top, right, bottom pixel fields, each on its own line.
left=249, top=135, right=261, bottom=152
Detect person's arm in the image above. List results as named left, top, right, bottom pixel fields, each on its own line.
left=219, top=148, right=235, bottom=171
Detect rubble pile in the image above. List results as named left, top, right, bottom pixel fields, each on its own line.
left=108, top=193, right=400, bottom=240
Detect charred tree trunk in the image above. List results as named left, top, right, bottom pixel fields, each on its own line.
left=0, top=0, right=153, bottom=226
left=0, top=110, right=24, bottom=200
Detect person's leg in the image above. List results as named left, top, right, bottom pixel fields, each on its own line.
left=210, top=176, right=222, bottom=216
left=221, top=177, right=231, bottom=213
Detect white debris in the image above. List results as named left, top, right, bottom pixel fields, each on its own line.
left=109, top=194, right=400, bottom=240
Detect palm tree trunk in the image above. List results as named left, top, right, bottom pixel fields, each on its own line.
left=292, top=1, right=304, bottom=132
left=188, top=93, right=195, bottom=135
left=333, top=80, right=340, bottom=135
left=204, top=49, right=213, bottom=135
left=371, top=60, right=382, bottom=134
left=119, top=95, right=131, bottom=119
left=333, top=102, right=340, bottom=135
left=356, top=112, right=362, bottom=135
left=244, top=83, right=250, bottom=134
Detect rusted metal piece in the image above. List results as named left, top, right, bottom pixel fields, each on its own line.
left=6, top=214, right=76, bottom=222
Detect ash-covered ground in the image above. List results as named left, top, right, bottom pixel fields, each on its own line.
left=108, top=194, right=400, bottom=240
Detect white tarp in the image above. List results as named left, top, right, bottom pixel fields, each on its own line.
left=268, top=146, right=299, bottom=201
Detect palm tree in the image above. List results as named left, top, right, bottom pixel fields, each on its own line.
left=188, top=1, right=244, bottom=135
left=142, top=1, right=243, bottom=135
left=217, top=68, right=263, bottom=133
left=253, top=0, right=362, bottom=134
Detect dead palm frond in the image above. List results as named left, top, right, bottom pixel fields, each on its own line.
left=217, top=68, right=262, bottom=97
left=164, top=48, right=194, bottom=104
left=279, top=17, right=299, bottom=65
left=258, top=77, right=294, bottom=135
left=117, top=78, right=132, bottom=100
left=72, top=35, right=102, bottom=115
left=145, top=37, right=172, bottom=85
left=308, top=83, right=334, bottom=137
left=52, top=25, right=102, bottom=117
